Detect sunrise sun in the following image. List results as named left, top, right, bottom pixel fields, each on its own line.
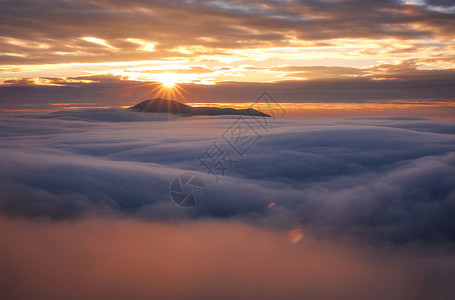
left=158, top=74, right=177, bottom=88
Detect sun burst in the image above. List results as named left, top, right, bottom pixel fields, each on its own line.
left=158, top=74, right=177, bottom=88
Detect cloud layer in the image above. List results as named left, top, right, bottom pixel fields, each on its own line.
left=1, top=110, right=455, bottom=299
left=1, top=0, right=454, bottom=65
left=1, top=111, right=454, bottom=244
left=1, top=0, right=454, bottom=87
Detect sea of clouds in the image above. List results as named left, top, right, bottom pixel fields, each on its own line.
left=0, top=109, right=454, bottom=299
left=1, top=109, right=454, bottom=243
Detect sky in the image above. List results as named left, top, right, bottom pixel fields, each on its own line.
left=1, top=1, right=455, bottom=299
left=1, top=0, right=455, bottom=110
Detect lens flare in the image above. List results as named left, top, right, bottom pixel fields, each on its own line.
left=268, top=202, right=276, bottom=208
left=287, top=228, right=303, bottom=243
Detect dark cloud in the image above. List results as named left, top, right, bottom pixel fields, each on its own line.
left=365, top=60, right=455, bottom=80
left=1, top=78, right=36, bottom=86
left=0, top=0, right=454, bottom=65
left=425, top=0, right=455, bottom=7
left=275, top=60, right=455, bottom=81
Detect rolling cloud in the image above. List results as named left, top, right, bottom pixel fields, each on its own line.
left=1, top=110, right=454, bottom=244
left=1, top=110, right=455, bottom=299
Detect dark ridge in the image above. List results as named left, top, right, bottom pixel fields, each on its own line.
left=128, top=98, right=271, bottom=117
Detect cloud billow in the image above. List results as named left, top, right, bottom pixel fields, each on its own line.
left=0, top=112, right=454, bottom=244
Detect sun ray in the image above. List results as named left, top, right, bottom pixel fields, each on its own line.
left=123, top=74, right=194, bottom=120
left=157, top=74, right=177, bottom=88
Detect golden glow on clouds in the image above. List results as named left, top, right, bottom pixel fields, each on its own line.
left=2, top=37, right=50, bottom=50
left=187, top=101, right=455, bottom=120
left=81, top=37, right=116, bottom=50
left=2, top=101, right=454, bottom=121
left=404, top=1, right=421, bottom=6
left=125, top=38, right=156, bottom=52
left=3, top=36, right=453, bottom=84
left=1, top=0, right=454, bottom=85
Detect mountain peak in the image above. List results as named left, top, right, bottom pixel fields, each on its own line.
left=128, top=98, right=271, bottom=117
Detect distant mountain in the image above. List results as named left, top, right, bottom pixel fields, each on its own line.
left=128, top=98, right=271, bottom=117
